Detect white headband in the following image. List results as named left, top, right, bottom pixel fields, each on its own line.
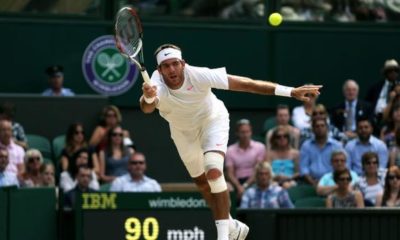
left=156, top=48, right=182, bottom=65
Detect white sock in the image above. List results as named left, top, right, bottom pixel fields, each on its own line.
left=229, top=215, right=235, bottom=232
left=215, top=219, right=230, bottom=240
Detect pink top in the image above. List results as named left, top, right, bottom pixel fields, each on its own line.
left=0, top=140, right=25, bottom=174
left=225, top=140, right=266, bottom=179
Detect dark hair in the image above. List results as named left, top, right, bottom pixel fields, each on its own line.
left=382, top=167, right=400, bottom=204
left=0, top=102, right=16, bottom=119
left=333, top=168, right=352, bottom=183
left=75, top=164, right=91, bottom=178
left=68, top=148, right=92, bottom=176
left=65, top=123, right=87, bottom=155
left=105, top=126, right=130, bottom=158
left=276, top=104, right=289, bottom=112
left=154, top=44, right=181, bottom=57
left=356, top=116, right=373, bottom=127
left=361, top=152, right=379, bottom=166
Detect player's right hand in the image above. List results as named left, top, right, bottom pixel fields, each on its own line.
left=142, top=82, right=157, bottom=99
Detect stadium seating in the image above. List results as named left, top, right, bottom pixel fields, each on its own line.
left=26, top=134, right=52, bottom=159
left=287, top=184, right=317, bottom=203
left=52, top=134, right=66, bottom=162
left=294, top=197, right=326, bottom=208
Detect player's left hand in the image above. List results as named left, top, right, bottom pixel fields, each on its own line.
left=291, top=85, right=322, bottom=102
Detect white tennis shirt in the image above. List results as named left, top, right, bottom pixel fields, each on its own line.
left=151, top=65, right=230, bottom=130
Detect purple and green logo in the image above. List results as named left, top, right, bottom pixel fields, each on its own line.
left=82, top=35, right=138, bottom=96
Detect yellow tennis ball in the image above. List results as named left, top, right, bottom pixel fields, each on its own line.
left=269, top=12, right=283, bottom=26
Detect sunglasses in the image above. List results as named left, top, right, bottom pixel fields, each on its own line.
left=333, top=158, right=346, bottom=163
left=28, top=157, right=41, bottom=162
left=338, top=177, right=351, bottom=182
left=365, top=161, right=378, bottom=166
left=276, top=134, right=288, bottom=139
left=129, top=161, right=145, bottom=165
left=106, top=113, right=116, bottom=118
left=74, top=130, right=84, bottom=135
left=112, top=132, right=123, bottom=137
left=313, top=111, right=326, bottom=115
left=387, top=175, right=400, bottom=181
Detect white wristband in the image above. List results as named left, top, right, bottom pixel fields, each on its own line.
left=143, top=95, right=156, bottom=104
left=274, top=85, right=293, bottom=97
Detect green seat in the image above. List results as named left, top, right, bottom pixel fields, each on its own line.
left=26, top=134, right=52, bottom=159
left=294, top=197, right=326, bottom=208
left=52, top=134, right=66, bottom=161
left=287, top=185, right=317, bottom=203
left=261, top=116, right=276, bottom=137
left=99, top=183, right=111, bottom=192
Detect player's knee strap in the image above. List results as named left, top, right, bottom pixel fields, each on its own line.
left=204, top=152, right=227, bottom=193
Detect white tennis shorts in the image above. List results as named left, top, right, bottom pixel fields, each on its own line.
left=170, top=115, right=230, bottom=178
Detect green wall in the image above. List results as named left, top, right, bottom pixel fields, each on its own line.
left=1, top=18, right=399, bottom=110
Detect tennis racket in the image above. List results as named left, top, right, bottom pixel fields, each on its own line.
left=114, top=7, right=151, bottom=84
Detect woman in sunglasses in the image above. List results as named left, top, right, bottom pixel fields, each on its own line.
left=21, top=149, right=43, bottom=187
left=326, top=168, right=364, bottom=208
left=376, top=166, right=400, bottom=207
left=99, top=126, right=134, bottom=183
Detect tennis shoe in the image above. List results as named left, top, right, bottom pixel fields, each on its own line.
left=229, top=219, right=249, bottom=240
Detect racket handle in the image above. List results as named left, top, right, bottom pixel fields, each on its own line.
left=141, top=70, right=151, bottom=85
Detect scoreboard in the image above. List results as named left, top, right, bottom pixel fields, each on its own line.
left=75, top=192, right=236, bottom=240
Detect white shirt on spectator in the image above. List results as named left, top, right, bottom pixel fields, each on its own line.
left=110, top=174, right=161, bottom=192
left=0, top=171, right=19, bottom=187
left=59, top=171, right=99, bottom=192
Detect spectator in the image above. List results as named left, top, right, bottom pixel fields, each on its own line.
left=265, top=104, right=300, bottom=150
left=42, top=65, right=75, bottom=96
left=0, top=147, right=19, bottom=187
left=110, top=152, right=161, bottom=192
left=225, top=119, right=265, bottom=198
left=60, top=148, right=99, bottom=192
left=0, top=120, right=24, bottom=178
left=99, top=126, right=133, bottom=183
left=291, top=88, right=318, bottom=131
left=300, top=118, right=343, bottom=186
left=220, top=0, right=265, bottom=19
left=60, top=123, right=99, bottom=176
left=64, top=165, right=96, bottom=209
left=354, top=152, right=385, bottom=206
left=326, top=168, right=364, bottom=208
left=40, top=162, right=55, bottom=187
left=0, top=102, right=28, bottom=149
left=352, top=0, right=386, bottom=21
left=300, top=104, right=345, bottom=146
left=21, top=149, right=43, bottom=187
left=330, top=79, right=372, bottom=140
left=380, top=104, right=400, bottom=148
left=382, top=83, right=400, bottom=123
left=89, top=105, right=133, bottom=152
left=317, top=149, right=359, bottom=196
left=376, top=166, right=400, bottom=207
left=266, top=126, right=300, bottom=189
left=389, top=128, right=400, bottom=168
left=240, top=161, right=294, bottom=209
left=365, top=59, right=399, bottom=124
left=345, top=118, right=388, bottom=175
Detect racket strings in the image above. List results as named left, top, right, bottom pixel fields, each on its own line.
left=116, top=11, right=141, bottom=57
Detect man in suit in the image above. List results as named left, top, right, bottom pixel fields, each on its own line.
left=365, top=59, right=400, bottom=122
left=63, top=165, right=96, bottom=209
left=331, top=79, right=372, bottom=140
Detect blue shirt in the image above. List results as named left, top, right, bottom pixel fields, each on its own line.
left=0, top=171, right=19, bottom=187
left=318, top=170, right=359, bottom=187
left=240, top=183, right=294, bottom=209
left=345, top=136, right=388, bottom=175
left=300, top=137, right=343, bottom=179
left=42, top=88, right=75, bottom=96
left=110, top=174, right=161, bottom=192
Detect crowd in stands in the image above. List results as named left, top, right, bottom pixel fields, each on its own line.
left=226, top=58, right=400, bottom=209
left=1, top=58, right=400, bottom=210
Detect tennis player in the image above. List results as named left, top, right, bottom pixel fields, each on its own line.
left=140, top=44, right=322, bottom=240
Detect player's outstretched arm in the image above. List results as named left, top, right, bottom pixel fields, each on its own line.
left=227, top=74, right=322, bottom=101
left=140, top=83, right=158, bottom=113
